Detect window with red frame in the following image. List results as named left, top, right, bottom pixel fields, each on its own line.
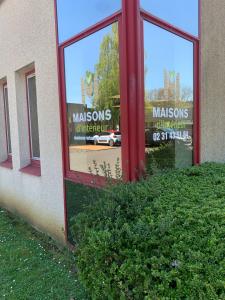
left=26, top=73, right=40, bottom=161
left=3, top=84, right=12, bottom=159
left=55, top=0, right=199, bottom=184
left=144, top=21, right=195, bottom=173
left=63, top=22, right=122, bottom=179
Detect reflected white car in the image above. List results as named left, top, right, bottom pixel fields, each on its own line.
left=93, top=131, right=121, bottom=147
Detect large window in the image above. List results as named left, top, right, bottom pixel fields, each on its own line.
left=144, top=22, right=194, bottom=172
left=64, top=23, right=121, bottom=178
left=56, top=0, right=199, bottom=185
left=26, top=73, right=40, bottom=161
left=3, top=84, right=12, bottom=157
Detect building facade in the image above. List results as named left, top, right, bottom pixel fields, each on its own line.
left=0, top=0, right=225, bottom=243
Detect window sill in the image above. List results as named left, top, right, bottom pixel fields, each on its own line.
left=20, top=161, right=41, bottom=177
left=0, top=158, right=13, bottom=169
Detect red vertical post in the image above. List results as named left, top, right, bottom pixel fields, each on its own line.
left=193, top=40, right=200, bottom=164
left=121, top=0, right=145, bottom=181
left=194, top=0, right=201, bottom=165
left=53, top=0, right=68, bottom=241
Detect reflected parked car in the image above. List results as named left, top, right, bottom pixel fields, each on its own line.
left=93, top=131, right=121, bottom=147
left=85, top=133, right=95, bottom=144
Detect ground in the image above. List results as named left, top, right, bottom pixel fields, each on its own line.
left=0, top=209, right=87, bottom=300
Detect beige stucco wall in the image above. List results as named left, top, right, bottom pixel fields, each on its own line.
left=0, top=0, right=65, bottom=243
left=200, top=0, right=225, bottom=162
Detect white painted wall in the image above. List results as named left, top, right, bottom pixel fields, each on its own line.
left=0, top=0, right=65, bottom=243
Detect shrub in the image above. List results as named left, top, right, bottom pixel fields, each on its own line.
left=146, top=141, right=193, bottom=174
left=71, top=163, right=225, bottom=299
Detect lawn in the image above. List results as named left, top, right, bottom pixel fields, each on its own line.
left=0, top=209, right=88, bottom=300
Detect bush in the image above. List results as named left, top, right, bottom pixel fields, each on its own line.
left=71, top=163, right=225, bottom=299
left=146, top=141, right=193, bottom=174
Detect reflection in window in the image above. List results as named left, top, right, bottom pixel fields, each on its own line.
left=26, top=75, right=40, bottom=159
left=3, top=85, right=12, bottom=155
left=57, top=0, right=121, bottom=43
left=141, top=0, right=198, bottom=36
left=64, top=23, right=121, bottom=178
left=144, top=21, right=194, bottom=173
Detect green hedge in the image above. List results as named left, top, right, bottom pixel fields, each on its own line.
left=71, top=163, right=225, bottom=299
left=65, top=180, right=104, bottom=243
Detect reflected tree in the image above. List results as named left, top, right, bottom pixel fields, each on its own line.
left=82, top=23, right=120, bottom=129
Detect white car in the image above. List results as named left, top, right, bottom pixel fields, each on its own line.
left=93, top=131, right=121, bottom=147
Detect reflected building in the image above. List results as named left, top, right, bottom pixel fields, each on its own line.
left=146, top=69, right=181, bottom=102
left=164, top=69, right=180, bottom=101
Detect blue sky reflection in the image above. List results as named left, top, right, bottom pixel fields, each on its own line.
left=57, top=0, right=121, bottom=43
left=141, top=0, right=198, bottom=36
left=64, top=25, right=114, bottom=106
left=144, top=21, right=194, bottom=100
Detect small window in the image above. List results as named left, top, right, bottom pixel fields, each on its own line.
left=3, top=84, right=12, bottom=157
left=26, top=73, right=40, bottom=160
left=141, top=0, right=199, bottom=36
left=56, top=0, right=121, bottom=43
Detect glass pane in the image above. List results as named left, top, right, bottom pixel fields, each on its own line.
left=27, top=76, right=40, bottom=159
left=3, top=86, right=12, bottom=154
left=144, top=21, right=194, bottom=173
left=57, top=0, right=121, bottom=43
left=64, top=23, right=122, bottom=179
left=141, top=0, right=198, bottom=36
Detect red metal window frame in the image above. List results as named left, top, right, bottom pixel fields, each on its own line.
left=3, top=83, right=12, bottom=157
left=54, top=0, right=200, bottom=187
left=19, top=70, right=41, bottom=176
left=0, top=82, right=13, bottom=169
left=140, top=9, right=200, bottom=166
left=58, top=11, right=128, bottom=187
left=25, top=70, right=41, bottom=165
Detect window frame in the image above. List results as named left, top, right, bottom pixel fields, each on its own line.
left=0, top=82, right=13, bottom=169
left=140, top=7, right=200, bottom=167
left=58, top=12, right=128, bottom=187
left=3, top=83, right=12, bottom=158
left=54, top=0, right=200, bottom=187
left=25, top=71, right=41, bottom=167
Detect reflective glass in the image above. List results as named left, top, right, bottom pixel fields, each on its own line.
left=57, top=0, right=121, bottom=43
left=3, top=86, right=12, bottom=154
left=141, top=0, right=198, bottom=36
left=27, top=76, right=40, bottom=159
left=64, top=23, right=122, bottom=178
left=144, top=21, right=194, bottom=173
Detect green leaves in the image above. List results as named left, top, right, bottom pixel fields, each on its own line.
left=72, top=163, right=225, bottom=299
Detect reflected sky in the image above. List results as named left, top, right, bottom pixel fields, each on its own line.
left=141, top=0, right=198, bottom=36
left=57, top=0, right=121, bottom=43
left=144, top=21, right=193, bottom=98
left=64, top=25, right=114, bottom=106
left=65, top=21, right=193, bottom=105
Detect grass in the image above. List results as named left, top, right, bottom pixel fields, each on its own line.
left=0, top=209, right=88, bottom=300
